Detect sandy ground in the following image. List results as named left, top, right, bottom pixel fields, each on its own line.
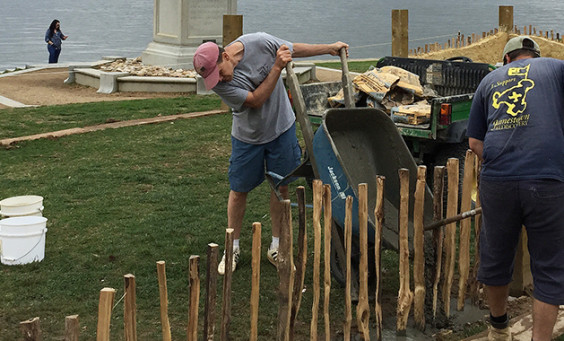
left=0, top=68, right=188, bottom=108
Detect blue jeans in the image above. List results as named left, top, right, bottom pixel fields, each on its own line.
left=47, top=45, right=61, bottom=63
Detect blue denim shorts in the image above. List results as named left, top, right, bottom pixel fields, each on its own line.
left=228, top=124, right=302, bottom=193
left=477, top=179, right=564, bottom=305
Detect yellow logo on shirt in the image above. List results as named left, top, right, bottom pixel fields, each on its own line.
left=492, top=64, right=534, bottom=117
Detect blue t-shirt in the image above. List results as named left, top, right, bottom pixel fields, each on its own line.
left=467, top=57, right=564, bottom=181
left=212, top=32, right=295, bottom=144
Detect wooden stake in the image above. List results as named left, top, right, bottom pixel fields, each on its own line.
left=432, top=166, right=446, bottom=320
left=391, top=9, right=409, bottom=57
left=344, top=196, right=353, bottom=341
left=221, top=228, right=234, bottom=341
left=96, top=288, right=116, bottom=341
left=414, top=166, right=426, bottom=331
left=310, top=179, right=323, bottom=340
left=157, top=261, right=172, bottom=341
left=20, top=317, right=42, bottom=341
left=188, top=255, right=200, bottom=341
left=250, top=223, right=262, bottom=341
left=442, top=158, right=459, bottom=317
left=374, top=176, right=385, bottom=341
left=64, top=315, right=80, bottom=341
left=356, top=183, right=371, bottom=340
left=124, top=274, right=137, bottom=341
left=290, top=187, right=307, bottom=340
left=323, top=184, right=332, bottom=341
left=458, top=150, right=475, bottom=311
left=277, top=200, right=294, bottom=341
left=397, top=169, right=413, bottom=334
left=203, top=245, right=219, bottom=341
left=469, top=160, right=483, bottom=304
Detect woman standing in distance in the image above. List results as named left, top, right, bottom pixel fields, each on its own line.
left=45, top=19, right=68, bottom=63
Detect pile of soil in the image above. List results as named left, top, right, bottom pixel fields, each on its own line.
left=413, top=31, right=564, bottom=65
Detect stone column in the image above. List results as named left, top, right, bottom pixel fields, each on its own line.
left=142, top=0, right=237, bottom=69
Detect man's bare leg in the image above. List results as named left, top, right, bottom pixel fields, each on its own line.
left=270, top=185, right=289, bottom=239
left=532, top=299, right=558, bottom=341
left=486, top=284, right=510, bottom=318
left=227, top=190, right=248, bottom=240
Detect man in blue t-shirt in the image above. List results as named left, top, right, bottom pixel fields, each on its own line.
left=467, top=36, right=564, bottom=341
left=193, top=33, right=348, bottom=275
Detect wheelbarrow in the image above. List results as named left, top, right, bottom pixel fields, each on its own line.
left=269, top=50, right=435, bottom=285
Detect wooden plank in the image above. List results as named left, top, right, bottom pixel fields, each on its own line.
left=310, top=180, right=323, bottom=340
left=188, top=255, right=200, bottom=341
left=157, top=261, right=172, bottom=341
left=124, top=274, right=137, bottom=341
left=277, top=200, right=294, bottom=341
left=374, top=176, right=385, bottom=341
left=442, top=158, right=459, bottom=317
left=20, top=317, right=42, bottom=341
left=250, top=223, right=262, bottom=341
left=322, top=184, right=332, bottom=341
left=432, top=166, right=446, bottom=320
left=221, top=228, right=234, bottom=341
left=458, top=150, right=475, bottom=311
left=356, top=183, right=371, bottom=340
left=64, top=315, right=80, bottom=341
left=414, top=166, right=426, bottom=331
left=96, top=288, right=116, bottom=341
left=397, top=169, right=413, bottom=334
left=203, top=245, right=218, bottom=341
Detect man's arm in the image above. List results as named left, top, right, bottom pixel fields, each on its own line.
left=243, top=44, right=292, bottom=109
left=469, top=137, right=484, bottom=160
left=292, top=42, right=348, bottom=58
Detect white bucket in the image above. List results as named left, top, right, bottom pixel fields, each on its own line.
left=0, top=195, right=44, bottom=217
left=0, top=216, right=48, bottom=265
left=0, top=216, right=48, bottom=234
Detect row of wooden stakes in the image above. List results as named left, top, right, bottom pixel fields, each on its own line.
left=410, top=25, right=563, bottom=56
left=19, top=150, right=481, bottom=341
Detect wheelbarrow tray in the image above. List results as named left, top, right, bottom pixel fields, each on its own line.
left=313, top=107, right=435, bottom=250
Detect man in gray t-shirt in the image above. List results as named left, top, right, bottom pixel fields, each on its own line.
left=194, top=32, right=347, bottom=274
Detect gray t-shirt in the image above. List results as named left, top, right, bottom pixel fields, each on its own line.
left=213, top=32, right=295, bottom=144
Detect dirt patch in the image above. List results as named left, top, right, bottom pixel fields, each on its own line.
left=0, top=68, right=188, bottom=107
left=413, top=32, right=564, bottom=65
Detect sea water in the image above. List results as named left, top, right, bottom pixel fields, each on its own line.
left=1, top=0, right=563, bottom=71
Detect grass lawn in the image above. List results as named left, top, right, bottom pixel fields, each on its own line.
left=0, top=96, right=371, bottom=340
left=2, top=68, right=560, bottom=340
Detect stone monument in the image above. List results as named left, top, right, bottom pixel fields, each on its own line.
left=142, top=0, right=237, bottom=69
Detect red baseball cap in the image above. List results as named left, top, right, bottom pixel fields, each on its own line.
left=193, top=42, right=221, bottom=90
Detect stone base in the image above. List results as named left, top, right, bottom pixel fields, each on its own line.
left=142, top=42, right=198, bottom=70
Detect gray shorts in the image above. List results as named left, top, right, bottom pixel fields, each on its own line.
left=478, top=179, right=564, bottom=306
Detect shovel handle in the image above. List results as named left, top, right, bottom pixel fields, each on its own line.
left=424, top=207, right=482, bottom=231
left=339, top=48, right=355, bottom=108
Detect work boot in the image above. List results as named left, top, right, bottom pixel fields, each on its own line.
left=217, top=248, right=240, bottom=275
left=488, top=326, right=512, bottom=341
